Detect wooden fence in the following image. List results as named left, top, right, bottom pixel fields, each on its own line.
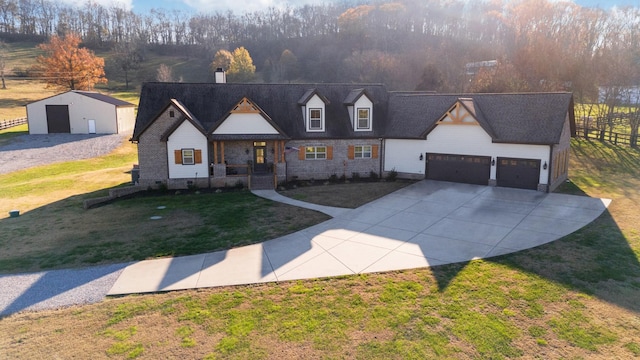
left=0, top=117, right=27, bottom=130
left=576, top=126, right=636, bottom=147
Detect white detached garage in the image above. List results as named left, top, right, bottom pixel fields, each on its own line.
left=26, top=90, right=135, bottom=135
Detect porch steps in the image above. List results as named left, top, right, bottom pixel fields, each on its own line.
left=250, top=174, right=275, bottom=190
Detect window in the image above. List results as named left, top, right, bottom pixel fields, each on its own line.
left=309, top=108, right=322, bottom=130
left=357, top=108, right=370, bottom=129
left=305, top=146, right=327, bottom=160
left=182, top=149, right=195, bottom=165
left=169, top=110, right=175, bottom=118
left=354, top=145, right=372, bottom=158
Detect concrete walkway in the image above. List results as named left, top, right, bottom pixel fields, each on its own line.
left=108, top=181, right=611, bottom=295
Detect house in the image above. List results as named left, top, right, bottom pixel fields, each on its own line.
left=26, top=90, right=136, bottom=135
left=131, top=78, right=574, bottom=192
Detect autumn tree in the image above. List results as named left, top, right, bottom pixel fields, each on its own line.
left=210, top=49, right=232, bottom=74
left=227, top=47, right=256, bottom=83
left=35, top=33, right=107, bottom=91
left=279, top=49, right=299, bottom=83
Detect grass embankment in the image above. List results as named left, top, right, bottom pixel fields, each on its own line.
left=0, top=138, right=639, bottom=358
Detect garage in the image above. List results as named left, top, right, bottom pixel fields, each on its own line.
left=46, top=105, right=71, bottom=133
left=426, top=153, right=491, bottom=185
left=27, top=90, right=135, bottom=135
left=497, top=157, right=540, bottom=190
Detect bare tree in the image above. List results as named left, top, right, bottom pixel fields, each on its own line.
left=156, top=64, right=173, bottom=82
left=0, top=40, right=7, bottom=89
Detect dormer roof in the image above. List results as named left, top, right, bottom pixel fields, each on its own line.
left=297, top=88, right=330, bottom=105
left=344, top=88, right=372, bottom=105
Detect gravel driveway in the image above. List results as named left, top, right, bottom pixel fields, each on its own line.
left=0, top=134, right=127, bottom=175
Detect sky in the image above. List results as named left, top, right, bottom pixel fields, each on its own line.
left=65, top=0, right=639, bottom=14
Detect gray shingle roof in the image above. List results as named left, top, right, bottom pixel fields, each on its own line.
left=133, top=83, right=574, bottom=146
left=133, top=83, right=389, bottom=141
left=386, top=92, right=574, bottom=144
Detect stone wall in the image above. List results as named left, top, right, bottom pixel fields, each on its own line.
left=284, top=139, right=383, bottom=181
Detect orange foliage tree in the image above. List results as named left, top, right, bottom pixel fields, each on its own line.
left=35, top=34, right=107, bottom=91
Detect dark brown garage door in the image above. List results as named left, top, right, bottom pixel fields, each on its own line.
left=46, top=105, right=71, bottom=133
left=427, top=153, right=491, bottom=185
left=497, top=157, right=540, bottom=190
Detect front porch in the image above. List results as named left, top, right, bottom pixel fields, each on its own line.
left=209, top=139, right=287, bottom=190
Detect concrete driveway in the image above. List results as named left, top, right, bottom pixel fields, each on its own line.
left=108, top=180, right=610, bottom=295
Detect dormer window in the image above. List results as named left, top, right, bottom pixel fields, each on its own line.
left=357, top=108, right=370, bottom=130
left=299, top=89, right=329, bottom=133
left=345, top=89, right=373, bottom=132
left=309, top=108, right=323, bottom=130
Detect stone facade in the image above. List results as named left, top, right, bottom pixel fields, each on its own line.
left=548, top=115, right=572, bottom=192
left=284, top=139, right=383, bottom=181
left=136, top=105, right=178, bottom=189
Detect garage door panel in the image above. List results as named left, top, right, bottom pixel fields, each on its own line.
left=46, top=105, right=71, bottom=133
left=427, top=153, right=490, bottom=185
left=497, top=157, right=540, bottom=190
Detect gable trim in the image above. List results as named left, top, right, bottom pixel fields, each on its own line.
left=209, top=96, right=289, bottom=138
left=132, top=99, right=204, bottom=141
left=160, top=115, right=208, bottom=142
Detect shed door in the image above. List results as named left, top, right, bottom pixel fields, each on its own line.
left=88, top=120, right=96, bottom=134
left=426, top=153, right=491, bottom=185
left=46, top=105, right=71, bottom=133
left=497, top=157, right=540, bottom=190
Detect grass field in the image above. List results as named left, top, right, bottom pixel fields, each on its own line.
left=0, top=138, right=639, bottom=358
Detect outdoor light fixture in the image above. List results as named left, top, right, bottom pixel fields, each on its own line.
left=491, top=158, right=495, bottom=166
left=543, top=161, right=548, bottom=170
left=419, top=153, right=424, bottom=161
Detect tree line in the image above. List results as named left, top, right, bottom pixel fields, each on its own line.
left=0, top=0, right=638, bottom=99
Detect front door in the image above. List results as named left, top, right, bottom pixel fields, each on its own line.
left=253, top=141, right=268, bottom=173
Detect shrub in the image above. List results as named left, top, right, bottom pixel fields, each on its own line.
left=329, top=174, right=338, bottom=183
left=386, top=168, right=398, bottom=182
left=369, top=170, right=379, bottom=180
left=157, top=182, right=168, bottom=192
left=351, top=172, right=361, bottom=181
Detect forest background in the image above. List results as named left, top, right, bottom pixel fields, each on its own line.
left=0, top=0, right=638, bottom=108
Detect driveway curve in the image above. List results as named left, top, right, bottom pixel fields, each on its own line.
left=1, top=180, right=610, bottom=316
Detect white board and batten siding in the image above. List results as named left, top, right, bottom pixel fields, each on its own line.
left=212, top=113, right=280, bottom=135
left=384, top=124, right=551, bottom=185
left=167, top=121, right=209, bottom=179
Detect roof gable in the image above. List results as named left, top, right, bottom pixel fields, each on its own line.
left=344, top=88, right=372, bottom=105
left=437, top=100, right=479, bottom=125
left=133, top=99, right=205, bottom=141
left=210, top=97, right=288, bottom=139
left=298, top=89, right=330, bottom=105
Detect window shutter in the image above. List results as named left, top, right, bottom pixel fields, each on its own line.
left=174, top=150, right=182, bottom=164
left=195, top=149, right=202, bottom=164
left=348, top=145, right=355, bottom=160
left=327, top=146, right=333, bottom=160
left=298, top=147, right=306, bottom=160
left=372, top=145, right=379, bottom=159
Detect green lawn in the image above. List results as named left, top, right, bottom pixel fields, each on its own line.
left=0, top=138, right=639, bottom=359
